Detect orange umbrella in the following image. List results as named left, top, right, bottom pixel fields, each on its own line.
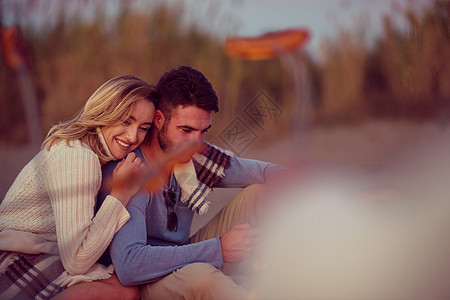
left=225, top=28, right=309, bottom=60
left=225, top=28, right=312, bottom=137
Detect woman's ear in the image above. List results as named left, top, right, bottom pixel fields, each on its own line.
left=153, top=109, right=165, bottom=130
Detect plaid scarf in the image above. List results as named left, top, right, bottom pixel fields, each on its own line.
left=0, top=251, right=67, bottom=300
left=175, top=143, right=232, bottom=215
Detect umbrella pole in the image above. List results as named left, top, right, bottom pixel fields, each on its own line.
left=279, top=52, right=311, bottom=143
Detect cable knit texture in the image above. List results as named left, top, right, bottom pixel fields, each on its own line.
left=0, top=138, right=130, bottom=277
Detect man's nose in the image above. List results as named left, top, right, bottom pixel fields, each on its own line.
left=191, top=132, right=205, bottom=143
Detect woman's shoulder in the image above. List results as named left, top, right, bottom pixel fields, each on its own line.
left=39, top=139, right=102, bottom=180
left=46, top=139, right=99, bottom=162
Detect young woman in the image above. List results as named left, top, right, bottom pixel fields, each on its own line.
left=0, top=75, right=159, bottom=299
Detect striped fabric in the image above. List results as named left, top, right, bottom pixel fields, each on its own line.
left=187, top=143, right=232, bottom=214
left=0, top=251, right=67, bottom=300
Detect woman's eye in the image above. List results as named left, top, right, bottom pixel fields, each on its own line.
left=123, top=120, right=131, bottom=126
left=140, top=127, right=150, bottom=132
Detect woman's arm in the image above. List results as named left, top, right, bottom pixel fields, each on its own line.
left=45, top=143, right=130, bottom=275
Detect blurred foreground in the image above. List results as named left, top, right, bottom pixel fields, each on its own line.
left=250, top=122, right=450, bottom=300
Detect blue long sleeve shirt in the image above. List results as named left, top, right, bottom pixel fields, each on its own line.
left=98, top=147, right=284, bottom=286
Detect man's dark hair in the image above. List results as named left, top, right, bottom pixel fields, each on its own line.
left=156, top=66, right=219, bottom=120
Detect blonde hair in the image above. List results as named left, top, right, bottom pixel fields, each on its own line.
left=43, top=75, right=159, bottom=164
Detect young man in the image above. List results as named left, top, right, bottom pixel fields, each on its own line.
left=105, top=66, right=285, bottom=299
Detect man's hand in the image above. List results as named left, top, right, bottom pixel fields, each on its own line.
left=220, top=224, right=259, bottom=263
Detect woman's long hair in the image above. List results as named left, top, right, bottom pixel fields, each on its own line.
left=43, top=75, right=159, bottom=164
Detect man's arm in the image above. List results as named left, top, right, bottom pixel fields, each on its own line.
left=215, top=156, right=286, bottom=188
left=109, top=192, right=224, bottom=286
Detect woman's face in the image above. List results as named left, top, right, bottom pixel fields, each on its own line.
left=102, top=99, right=155, bottom=159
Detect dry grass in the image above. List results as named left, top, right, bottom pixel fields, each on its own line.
left=0, top=0, right=448, bottom=145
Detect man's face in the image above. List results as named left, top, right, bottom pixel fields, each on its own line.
left=157, top=105, right=211, bottom=160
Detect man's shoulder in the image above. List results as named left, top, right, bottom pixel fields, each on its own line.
left=202, top=142, right=234, bottom=157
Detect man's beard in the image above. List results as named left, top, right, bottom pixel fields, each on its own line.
left=157, top=121, right=198, bottom=164
left=157, top=122, right=172, bottom=152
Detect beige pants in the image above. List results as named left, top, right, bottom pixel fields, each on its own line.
left=139, top=184, right=265, bottom=300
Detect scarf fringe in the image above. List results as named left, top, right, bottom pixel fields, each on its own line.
left=0, top=251, right=20, bottom=274
left=188, top=143, right=232, bottom=215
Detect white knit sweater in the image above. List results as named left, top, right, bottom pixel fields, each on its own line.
left=0, top=137, right=130, bottom=277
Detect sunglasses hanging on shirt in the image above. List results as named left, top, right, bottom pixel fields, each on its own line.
left=164, top=188, right=178, bottom=232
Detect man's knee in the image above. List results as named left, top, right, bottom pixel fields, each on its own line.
left=234, top=184, right=267, bottom=213
left=235, top=184, right=266, bottom=206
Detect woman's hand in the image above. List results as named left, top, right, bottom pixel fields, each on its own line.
left=110, top=152, right=146, bottom=206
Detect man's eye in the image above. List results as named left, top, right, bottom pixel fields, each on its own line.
left=182, top=129, right=192, bottom=133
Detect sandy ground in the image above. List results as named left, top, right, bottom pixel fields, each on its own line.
left=1, top=119, right=448, bottom=233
